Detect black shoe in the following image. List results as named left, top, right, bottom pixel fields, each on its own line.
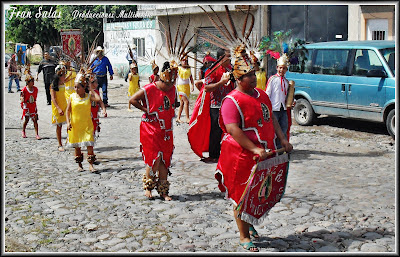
left=8, top=90, right=14, bottom=93
left=105, top=104, right=110, bottom=107
left=17, top=89, right=22, bottom=92
left=47, top=102, right=51, bottom=105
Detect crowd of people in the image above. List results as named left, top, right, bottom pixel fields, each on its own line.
left=11, top=7, right=298, bottom=251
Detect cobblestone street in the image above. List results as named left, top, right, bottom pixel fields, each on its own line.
left=4, top=73, right=396, bottom=253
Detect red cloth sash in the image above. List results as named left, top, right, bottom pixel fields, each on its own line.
left=140, top=83, right=176, bottom=168
left=187, top=86, right=211, bottom=158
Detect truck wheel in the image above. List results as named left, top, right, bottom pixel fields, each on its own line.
left=293, top=99, right=316, bottom=126
left=386, top=109, right=395, bottom=139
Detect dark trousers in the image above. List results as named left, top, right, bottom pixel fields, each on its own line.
left=45, top=82, right=51, bottom=104
left=273, top=107, right=289, bottom=149
left=97, top=76, right=108, bottom=104
left=209, top=107, right=222, bottom=159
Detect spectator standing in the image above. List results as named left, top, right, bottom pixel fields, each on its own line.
left=36, top=52, right=56, bottom=105
left=8, top=54, right=21, bottom=93
left=265, top=54, right=290, bottom=149
left=125, top=44, right=138, bottom=82
left=90, top=46, right=114, bottom=107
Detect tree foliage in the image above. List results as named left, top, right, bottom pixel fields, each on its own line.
left=6, top=5, right=60, bottom=49
left=6, top=5, right=140, bottom=53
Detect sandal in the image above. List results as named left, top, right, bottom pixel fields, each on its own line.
left=58, top=146, right=65, bottom=152
left=240, top=241, right=259, bottom=252
left=249, top=225, right=259, bottom=238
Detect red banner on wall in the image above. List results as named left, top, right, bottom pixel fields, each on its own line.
left=60, top=29, right=82, bottom=59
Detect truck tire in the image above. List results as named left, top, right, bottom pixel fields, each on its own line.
left=386, top=109, right=395, bottom=139
left=293, top=98, right=316, bottom=126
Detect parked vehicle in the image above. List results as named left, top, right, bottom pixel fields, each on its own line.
left=49, top=46, right=62, bottom=60
left=286, top=40, right=395, bottom=138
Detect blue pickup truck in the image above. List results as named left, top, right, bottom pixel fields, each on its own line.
left=286, top=40, right=395, bottom=138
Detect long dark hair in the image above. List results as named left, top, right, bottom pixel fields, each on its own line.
left=51, top=73, right=63, bottom=91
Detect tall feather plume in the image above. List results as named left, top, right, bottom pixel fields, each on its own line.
left=177, top=16, right=191, bottom=56
left=173, top=15, right=184, bottom=55
left=166, top=9, right=174, bottom=55
left=198, top=35, right=229, bottom=51
left=198, top=5, right=233, bottom=43
left=197, top=27, right=228, bottom=48
left=245, top=12, right=255, bottom=40
left=158, top=21, right=172, bottom=56
left=242, top=6, right=250, bottom=39
left=224, top=5, right=238, bottom=40
left=179, top=34, right=196, bottom=57
left=208, top=5, right=235, bottom=42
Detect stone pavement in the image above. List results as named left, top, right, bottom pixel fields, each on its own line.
left=3, top=71, right=396, bottom=252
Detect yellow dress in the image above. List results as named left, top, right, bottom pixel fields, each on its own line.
left=256, top=70, right=267, bottom=91
left=65, top=70, right=77, bottom=100
left=51, top=84, right=68, bottom=125
left=177, top=66, right=191, bottom=99
left=128, top=74, right=140, bottom=97
left=67, top=92, right=94, bottom=148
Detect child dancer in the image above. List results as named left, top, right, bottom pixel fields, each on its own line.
left=148, top=60, right=159, bottom=83
left=89, top=77, right=107, bottom=138
left=50, top=62, right=68, bottom=151
left=176, top=56, right=194, bottom=123
left=127, top=63, right=140, bottom=111
left=66, top=72, right=102, bottom=172
left=129, top=61, right=178, bottom=201
left=20, top=72, right=40, bottom=139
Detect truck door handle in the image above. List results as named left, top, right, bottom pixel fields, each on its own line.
left=341, top=84, right=346, bottom=92
left=348, top=84, right=351, bottom=95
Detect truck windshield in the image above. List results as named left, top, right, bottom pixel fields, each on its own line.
left=379, top=48, right=395, bottom=76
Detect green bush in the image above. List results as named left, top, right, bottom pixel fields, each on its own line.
left=28, top=55, right=42, bottom=65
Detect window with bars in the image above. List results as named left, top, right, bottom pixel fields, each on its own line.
left=132, top=38, right=145, bottom=57
left=372, top=31, right=386, bottom=40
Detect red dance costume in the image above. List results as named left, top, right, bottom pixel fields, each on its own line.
left=91, top=89, right=100, bottom=136
left=140, top=83, right=177, bottom=168
left=187, top=85, right=211, bottom=158
left=21, top=86, right=38, bottom=119
left=215, top=88, right=277, bottom=204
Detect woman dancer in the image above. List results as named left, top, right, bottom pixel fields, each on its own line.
left=66, top=72, right=102, bottom=172
left=50, top=62, right=68, bottom=151
left=176, top=56, right=194, bottom=123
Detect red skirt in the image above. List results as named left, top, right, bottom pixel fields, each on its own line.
left=140, top=120, right=174, bottom=168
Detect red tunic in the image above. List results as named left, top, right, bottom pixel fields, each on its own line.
left=149, top=74, right=159, bottom=83
left=91, top=89, right=100, bottom=135
left=215, top=88, right=277, bottom=202
left=140, top=83, right=176, bottom=168
left=21, top=86, right=38, bottom=119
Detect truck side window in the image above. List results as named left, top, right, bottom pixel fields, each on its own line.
left=312, top=49, right=350, bottom=75
left=289, top=49, right=312, bottom=73
left=353, top=49, right=384, bottom=77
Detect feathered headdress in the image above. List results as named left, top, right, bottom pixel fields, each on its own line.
left=24, top=63, right=34, bottom=82
left=73, top=33, right=102, bottom=86
left=197, top=5, right=259, bottom=80
left=259, top=30, right=307, bottom=67
left=157, top=11, right=203, bottom=82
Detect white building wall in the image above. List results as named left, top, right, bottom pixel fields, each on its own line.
left=103, top=20, right=157, bottom=78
